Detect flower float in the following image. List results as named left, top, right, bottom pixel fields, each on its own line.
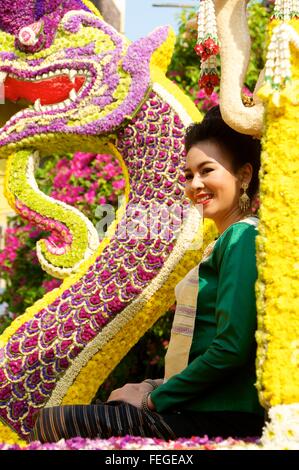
left=0, top=0, right=217, bottom=443
left=0, top=0, right=298, bottom=450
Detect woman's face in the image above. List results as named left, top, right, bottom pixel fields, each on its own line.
left=184, top=140, right=243, bottom=225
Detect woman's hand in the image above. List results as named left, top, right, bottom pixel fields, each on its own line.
left=151, top=378, right=164, bottom=387
left=107, top=381, right=153, bottom=409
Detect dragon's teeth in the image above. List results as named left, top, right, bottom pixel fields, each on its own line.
left=34, top=98, right=42, bottom=112
left=69, top=70, right=76, bottom=83
left=0, top=71, right=7, bottom=82
left=69, top=89, right=77, bottom=101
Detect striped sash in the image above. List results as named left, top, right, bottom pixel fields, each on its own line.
left=164, top=240, right=216, bottom=380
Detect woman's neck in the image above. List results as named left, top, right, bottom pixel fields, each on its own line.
left=215, top=210, right=253, bottom=235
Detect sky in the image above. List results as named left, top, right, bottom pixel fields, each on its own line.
left=125, top=0, right=197, bottom=42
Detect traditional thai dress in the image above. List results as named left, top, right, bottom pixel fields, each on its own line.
left=152, top=216, right=264, bottom=418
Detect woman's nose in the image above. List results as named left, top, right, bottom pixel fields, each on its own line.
left=190, top=174, right=204, bottom=190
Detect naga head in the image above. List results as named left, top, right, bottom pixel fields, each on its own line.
left=0, top=0, right=176, bottom=278
left=0, top=0, right=172, bottom=158
left=0, top=2, right=209, bottom=443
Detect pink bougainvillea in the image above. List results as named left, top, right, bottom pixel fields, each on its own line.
left=0, top=152, right=125, bottom=317
left=193, top=88, right=219, bottom=111
left=50, top=152, right=124, bottom=212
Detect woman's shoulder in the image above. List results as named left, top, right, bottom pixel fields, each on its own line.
left=222, top=216, right=259, bottom=238
left=218, top=216, right=258, bottom=239
left=214, top=216, right=259, bottom=256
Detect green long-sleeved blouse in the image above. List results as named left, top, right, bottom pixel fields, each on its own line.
left=151, top=219, right=264, bottom=416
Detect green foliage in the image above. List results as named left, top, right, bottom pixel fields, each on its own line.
left=0, top=227, right=48, bottom=318
left=168, top=9, right=199, bottom=99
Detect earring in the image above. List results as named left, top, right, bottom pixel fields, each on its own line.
left=239, top=183, right=251, bottom=212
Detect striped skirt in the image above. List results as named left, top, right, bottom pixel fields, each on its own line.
left=30, top=401, right=176, bottom=443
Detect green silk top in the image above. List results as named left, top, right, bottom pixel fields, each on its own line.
left=151, top=219, right=264, bottom=416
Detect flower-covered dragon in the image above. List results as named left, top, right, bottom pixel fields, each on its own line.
left=0, top=0, right=214, bottom=442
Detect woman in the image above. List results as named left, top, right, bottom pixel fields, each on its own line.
left=31, top=106, right=264, bottom=442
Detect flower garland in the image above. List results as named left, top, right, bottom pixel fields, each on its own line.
left=272, top=0, right=299, bottom=20
left=194, top=0, right=220, bottom=95
left=261, top=21, right=299, bottom=107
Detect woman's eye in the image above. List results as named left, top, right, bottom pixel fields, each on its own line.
left=202, top=168, right=213, bottom=174
left=185, top=174, right=193, bottom=180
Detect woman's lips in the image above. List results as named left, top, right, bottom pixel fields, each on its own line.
left=195, top=194, right=214, bottom=205
left=200, top=198, right=212, bottom=205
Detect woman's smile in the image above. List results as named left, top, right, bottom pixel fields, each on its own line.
left=195, top=193, right=214, bottom=205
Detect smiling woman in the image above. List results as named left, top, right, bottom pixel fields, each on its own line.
left=184, top=106, right=261, bottom=234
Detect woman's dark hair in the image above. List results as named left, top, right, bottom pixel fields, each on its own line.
left=184, top=106, right=261, bottom=200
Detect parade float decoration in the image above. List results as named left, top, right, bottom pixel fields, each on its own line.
left=0, top=0, right=215, bottom=444
left=0, top=0, right=298, bottom=450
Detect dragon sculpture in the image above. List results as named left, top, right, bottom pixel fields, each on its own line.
left=0, top=0, right=216, bottom=442
left=0, top=0, right=298, bottom=448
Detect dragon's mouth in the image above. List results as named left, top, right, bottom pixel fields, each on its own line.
left=1, top=69, right=92, bottom=112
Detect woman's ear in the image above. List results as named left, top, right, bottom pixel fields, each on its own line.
left=238, top=163, right=253, bottom=185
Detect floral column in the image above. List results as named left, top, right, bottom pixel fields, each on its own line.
left=256, top=15, right=299, bottom=449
